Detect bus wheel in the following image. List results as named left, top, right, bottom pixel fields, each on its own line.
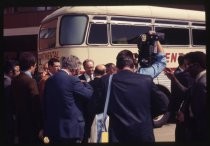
left=153, top=112, right=170, bottom=128
left=153, top=84, right=172, bottom=128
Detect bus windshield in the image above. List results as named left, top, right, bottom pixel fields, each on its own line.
left=60, top=15, right=88, bottom=45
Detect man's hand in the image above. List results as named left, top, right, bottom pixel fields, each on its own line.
left=164, top=67, right=175, bottom=80
left=176, top=111, right=185, bottom=123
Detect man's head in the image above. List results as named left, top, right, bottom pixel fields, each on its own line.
left=70, top=56, right=82, bottom=76
left=94, top=64, right=106, bottom=77
left=4, top=59, right=20, bottom=78
left=19, top=52, right=37, bottom=75
left=105, top=63, right=117, bottom=74
left=116, top=50, right=135, bottom=70
left=83, top=59, right=94, bottom=76
left=42, top=62, right=48, bottom=72
left=48, top=58, right=61, bottom=75
left=177, top=55, right=185, bottom=70
left=184, top=51, right=206, bottom=78
left=61, top=55, right=82, bottom=76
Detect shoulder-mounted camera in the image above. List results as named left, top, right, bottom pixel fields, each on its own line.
left=137, top=32, right=164, bottom=67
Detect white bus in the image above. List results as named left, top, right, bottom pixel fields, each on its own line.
left=37, top=6, right=206, bottom=127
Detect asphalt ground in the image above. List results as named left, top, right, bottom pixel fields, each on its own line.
left=154, top=123, right=176, bottom=142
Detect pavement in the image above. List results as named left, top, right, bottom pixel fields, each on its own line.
left=154, top=123, right=176, bottom=142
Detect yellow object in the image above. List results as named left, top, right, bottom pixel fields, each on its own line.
left=101, top=132, right=108, bottom=143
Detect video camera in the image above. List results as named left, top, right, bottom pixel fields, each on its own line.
left=137, top=31, right=164, bottom=67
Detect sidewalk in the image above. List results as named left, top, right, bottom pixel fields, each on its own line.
left=154, top=124, right=175, bottom=142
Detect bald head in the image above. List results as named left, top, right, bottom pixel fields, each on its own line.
left=94, top=64, right=106, bottom=77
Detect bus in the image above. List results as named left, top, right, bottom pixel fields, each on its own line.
left=37, top=6, right=206, bottom=127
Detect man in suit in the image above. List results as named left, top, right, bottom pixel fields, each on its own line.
left=99, top=50, right=169, bottom=142
left=169, top=55, right=194, bottom=142
left=3, top=59, right=20, bottom=144
left=11, top=52, right=42, bottom=144
left=43, top=55, right=93, bottom=143
left=169, top=55, right=193, bottom=121
left=182, top=51, right=207, bottom=141
left=38, top=58, right=61, bottom=100
left=88, top=65, right=107, bottom=109
left=165, top=51, right=207, bottom=142
left=84, top=64, right=107, bottom=142
left=79, top=59, right=94, bottom=82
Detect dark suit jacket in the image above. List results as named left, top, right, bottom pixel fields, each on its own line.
left=43, top=70, right=93, bottom=141
left=170, top=71, right=194, bottom=113
left=4, top=76, right=15, bottom=143
left=99, top=70, right=169, bottom=142
left=78, top=74, right=87, bottom=81
left=38, top=73, right=51, bottom=100
left=88, top=77, right=104, bottom=115
left=83, top=77, right=104, bottom=142
left=11, top=72, right=41, bottom=143
left=185, top=71, right=207, bottom=141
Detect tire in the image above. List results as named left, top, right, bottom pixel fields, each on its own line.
left=153, top=112, right=170, bottom=128
left=153, top=84, right=172, bottom=128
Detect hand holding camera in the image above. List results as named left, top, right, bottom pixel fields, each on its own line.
left=137, top=31, right=164, bottom=67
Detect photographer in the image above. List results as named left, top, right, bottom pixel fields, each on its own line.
left=136, top=31, right=166, bottom=78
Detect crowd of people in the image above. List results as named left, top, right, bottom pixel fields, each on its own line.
left=164, top=51, right=207, bottom=142
left=3, top=39, right=207, bottom=143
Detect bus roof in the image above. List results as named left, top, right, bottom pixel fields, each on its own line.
left=42, top=5, right=205, bottom=23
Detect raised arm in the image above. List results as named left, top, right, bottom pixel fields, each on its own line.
left=137, top=40, right=166, bottom=78
left=164, top=68, right=188, bottom=92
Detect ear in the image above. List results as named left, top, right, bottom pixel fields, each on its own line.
left=9, top=70, right=13, bottom=76
left=29, top=64, right=37, bottom=70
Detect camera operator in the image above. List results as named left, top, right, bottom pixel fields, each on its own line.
left=136, top=31, right=166, bottom=78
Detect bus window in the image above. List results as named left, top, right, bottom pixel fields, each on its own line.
left=39, top=18, right=57, bottom=50
left=111, top=17, right=151, bottom=23
left=155, top=27, right=189, bottom=45
left=40, top=28, right=55, bottom=38
left=60, top=15, right=88, bottom=45
left=192, top=29, right=206, bottom=45
left=88, top=24, right=108, bottom=44
left=111, top=25, right=151, bottom=44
